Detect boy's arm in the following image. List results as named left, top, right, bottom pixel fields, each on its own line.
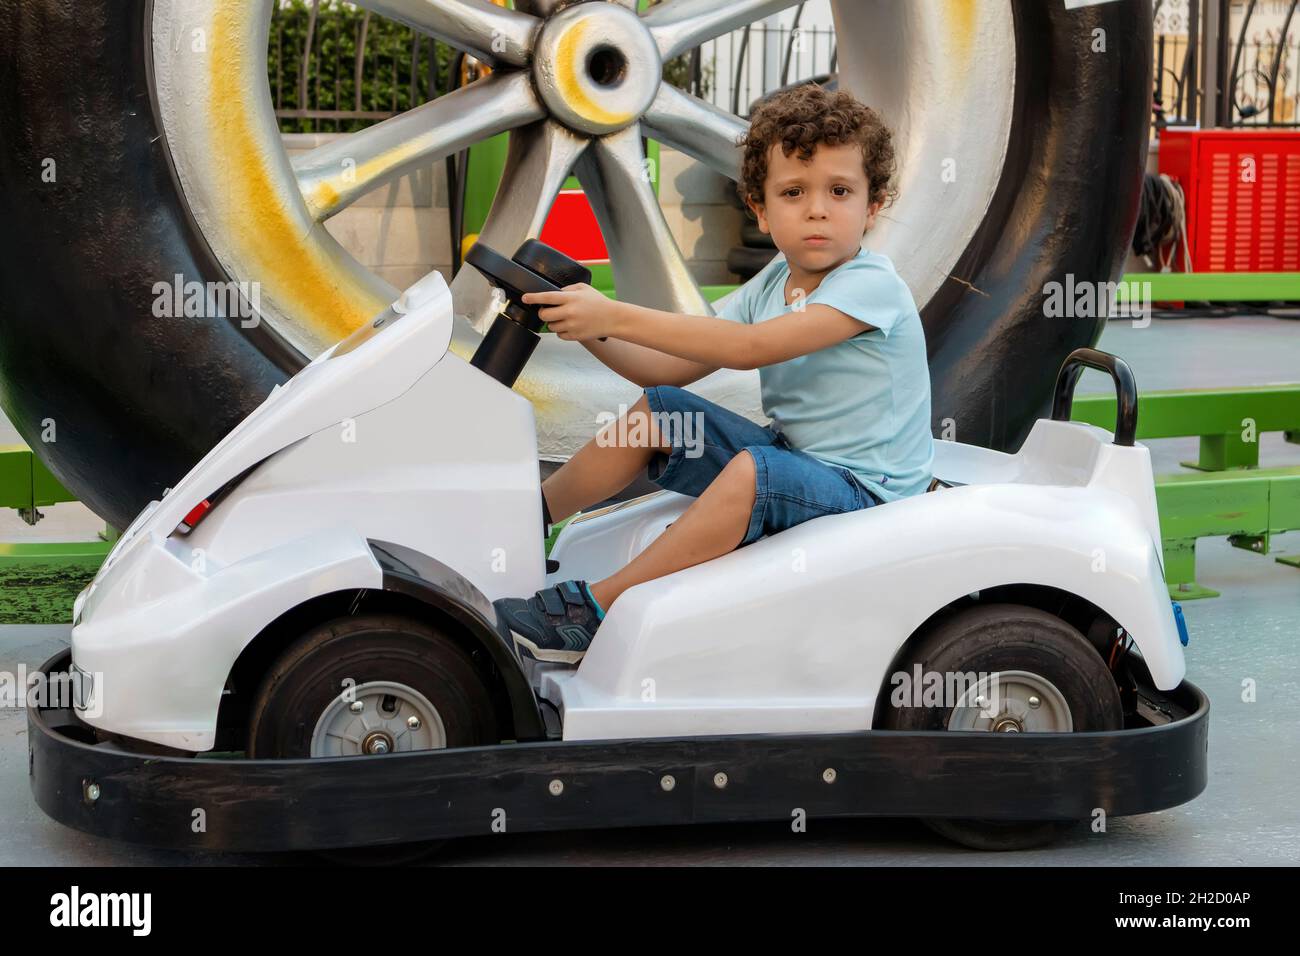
left=608, top=300, right=875, bottom=370
left=579, top=337, right=719, bottom=389
left=522, top=282, right=870, bottom=378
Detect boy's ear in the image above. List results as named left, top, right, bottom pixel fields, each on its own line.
left=863, top=199, right=883, bottom=233
left=745, top=195, right=770, bottom=233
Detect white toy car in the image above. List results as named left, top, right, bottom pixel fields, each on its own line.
left=29, top=242, right=1207, bottom=856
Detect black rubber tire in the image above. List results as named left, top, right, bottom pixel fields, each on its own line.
left=248, top=613, right=498, bottom=756
left=248, top=613, right=498, bottom=865
left=0, top=1, right=1151, bottom=524
left=727, top=244, right=779, bottom=280
left=883, top=604, right=1123, bottom=851
left=740, top=219, right=776, bottom=249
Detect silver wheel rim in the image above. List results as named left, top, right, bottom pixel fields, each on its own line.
left=310, top=680, right=449, bottom=757
left=946, top=669, right=1074, bottom=734
left=150, top=0, right=1014, bottom=457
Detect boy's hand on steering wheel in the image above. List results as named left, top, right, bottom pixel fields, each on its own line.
left=522, top=283, right=615, bottom=341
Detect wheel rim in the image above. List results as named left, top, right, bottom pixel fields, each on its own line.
left=945, top=669, right=1074, bottom=733
left=149, top=0, right=1015, bottom=456
left=310, top=680, right=449, bottom=757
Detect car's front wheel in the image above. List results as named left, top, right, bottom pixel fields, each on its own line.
left=247, top=612, right=499, bottom=863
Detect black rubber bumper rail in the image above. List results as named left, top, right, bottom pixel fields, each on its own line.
left=28, top=650, right=1208, bottom=854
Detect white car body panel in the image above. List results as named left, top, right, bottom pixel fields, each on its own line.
left=73, top=523, right=382, bottom=751
left=73, top=273, right=544, bottom=749
left=543, top=422, right=1182, bottom=741
left=70, top=274, right=1184, bottom=753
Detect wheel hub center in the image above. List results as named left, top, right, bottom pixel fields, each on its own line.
left=947, top=671, right=1074, bottom=734
left=533, top=3, right=662, bottom=136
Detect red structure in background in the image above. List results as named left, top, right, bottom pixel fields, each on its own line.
left=539, top=190, right=610, bottom=265
left=1159, top=128, right=1300, bottom=273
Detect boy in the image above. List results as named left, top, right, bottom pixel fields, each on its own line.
left=496, top=83, right=934, bottom=664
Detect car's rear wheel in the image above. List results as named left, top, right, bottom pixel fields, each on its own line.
left=882, top=604, right=1124, bottom=851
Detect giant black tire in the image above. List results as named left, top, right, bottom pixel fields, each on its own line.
left=0, top=0, right=296, bottom=528
left=882, top=604, right=1124, bottom=851
left=0, top=1, right=1151, bottom=529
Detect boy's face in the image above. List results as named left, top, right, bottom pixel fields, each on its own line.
left=747, top=141, right=881, bottom=274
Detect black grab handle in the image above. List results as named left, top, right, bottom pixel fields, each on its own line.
left=1051, top=348, right=1139, bottom=447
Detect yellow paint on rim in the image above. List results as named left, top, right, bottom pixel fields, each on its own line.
left=206, top=4, right=552, bottom=408
left=944, top=0, right=976, bottom=60
left=209, top=3, right=386, bottom=346
left=555, top=20, right=633, bottom=128
left=308, top=141, right=424, bottom=219
left=308, top=181, right=340, bottom=216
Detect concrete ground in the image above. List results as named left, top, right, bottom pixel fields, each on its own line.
left=2, top=315, right=1298, bottom=865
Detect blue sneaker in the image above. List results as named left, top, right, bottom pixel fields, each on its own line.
left=494, top=580, right=606, bottom=664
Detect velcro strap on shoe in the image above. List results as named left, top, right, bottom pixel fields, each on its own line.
left=559, top=581, right=586, bottom=607
left=538, top=586, right=567, bottom=616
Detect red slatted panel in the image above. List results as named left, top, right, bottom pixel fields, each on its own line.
left=1158, top=128, right=1300, bottom=273
left=1285, top=153, right=1300, bottom=269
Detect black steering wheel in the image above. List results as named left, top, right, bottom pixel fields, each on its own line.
left=466, top=239, right=593, bottom=387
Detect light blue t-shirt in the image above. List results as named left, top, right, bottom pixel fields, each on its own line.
left=717, top=247, right=934, bottom=503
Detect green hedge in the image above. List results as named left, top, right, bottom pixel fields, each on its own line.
left=269, top=0, right=447, bottom=133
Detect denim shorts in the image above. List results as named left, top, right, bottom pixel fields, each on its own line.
left=643, top=385, right=879, bottom=546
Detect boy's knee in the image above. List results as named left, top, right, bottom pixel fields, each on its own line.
left=631, top=388, right=676, bottom=453
left=722, top=449, right=758, bottom=493
left=642, top=385, right=679, bottom=410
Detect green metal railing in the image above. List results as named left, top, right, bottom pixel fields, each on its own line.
left=0, top=446, right=114, bottom=624
left=1120, top=272, right=1300, bottom=302
left=1072, top=385, right=1300, bottom=598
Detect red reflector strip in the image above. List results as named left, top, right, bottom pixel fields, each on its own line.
left=177, top=499, right=212, bottom=534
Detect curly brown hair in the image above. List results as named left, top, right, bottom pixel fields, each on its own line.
left=737, top=83, right=897, bottom=216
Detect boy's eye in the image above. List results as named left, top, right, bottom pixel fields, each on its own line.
left=784, top=186, right=848, bottom=197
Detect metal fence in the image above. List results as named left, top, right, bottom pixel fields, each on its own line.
left=273, top=1, right=1300, bottom=134
left=1155, top=32, right=1198, bottom=125
left=1153, top=0, right=1300, bottom=129
left=1225, top=8, right=1300, bottom=127
left=270, top=2, right=440, bottom=132
left=681, top=22, right=838, bottom=116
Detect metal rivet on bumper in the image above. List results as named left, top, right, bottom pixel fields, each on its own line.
left=548, top=779, right=564, bottom=796
left=822, top=768, right=837, bottom=784
left=713, top=772, right=728, bottom=789
left=660, top=774, right=676, bottom=792
left=83, top=781, right=100, bottom=804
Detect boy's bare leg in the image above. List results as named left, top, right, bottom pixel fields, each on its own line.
left=587, top=450, right=756, bottom=612
left=541, top=392, right=670, bottom=523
